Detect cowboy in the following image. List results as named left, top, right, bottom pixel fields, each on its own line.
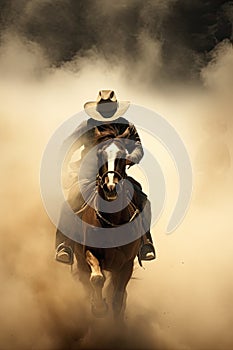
left=56, top=90, right=156, bottom=264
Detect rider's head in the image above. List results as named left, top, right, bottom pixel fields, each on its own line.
left=96, top=90, right=118, bottom=119
left=84, top=90, right=130, bottom=121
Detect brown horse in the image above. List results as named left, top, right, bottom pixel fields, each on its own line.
left=72, top=134, right=143, bottom=320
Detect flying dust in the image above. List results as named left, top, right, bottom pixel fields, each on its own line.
left=0, top=11, right=233, bottom=350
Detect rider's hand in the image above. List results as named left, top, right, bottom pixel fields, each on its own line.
left=125, top=157, right=135, bottom=166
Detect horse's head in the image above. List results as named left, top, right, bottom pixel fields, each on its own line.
left=97, top=139, right=127, bottom=201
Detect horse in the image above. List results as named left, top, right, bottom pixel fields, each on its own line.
left=71, top=130, right=144, bottom=320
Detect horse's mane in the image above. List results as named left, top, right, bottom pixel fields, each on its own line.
left=95, top=125, right=130, bottom=145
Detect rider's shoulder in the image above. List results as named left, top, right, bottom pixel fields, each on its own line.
left=86, top=117, right=130, bottom=127
left=83, top=117, right=135, bottom=129
left=86, top=118, right=101, bottom=127
left=117, top=117, right=130, bottom=125
left=118, top=117, right=136, bottom=130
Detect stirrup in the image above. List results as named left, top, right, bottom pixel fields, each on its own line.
left=139, top=242, right=156, bottom=262
left=55, top=243, right=74, bottom=265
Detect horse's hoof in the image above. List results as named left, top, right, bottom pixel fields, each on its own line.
left=91, top=299, right=108, bottom=318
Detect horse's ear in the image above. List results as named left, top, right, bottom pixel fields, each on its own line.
left=119, top=127, right=130, bottom=139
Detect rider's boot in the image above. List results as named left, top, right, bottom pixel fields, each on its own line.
left=139, top=231, right=156, bottom=261
left=138, top=199, right=156, bottom=261
left=55, top=242, right=74, bottom=265
left=55, top=230, right=74, bottom=265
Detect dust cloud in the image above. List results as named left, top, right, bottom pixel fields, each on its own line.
left=0, top=20, right=233, bottom=350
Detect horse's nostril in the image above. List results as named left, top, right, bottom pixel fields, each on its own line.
left=107, top=184, right=115, bottom=192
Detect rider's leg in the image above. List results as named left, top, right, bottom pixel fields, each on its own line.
left=55, top=203, right=76, bottom=265
left=127, top=178, right=156, bottom=261
left=55, top=183, right=84, bottom=265
left=139, top=198, right=156, bottom=261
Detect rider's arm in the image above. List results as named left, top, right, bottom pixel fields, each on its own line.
left=61, top=120, right=88, bottom=169
left=125, top=123, right=144, bottom=165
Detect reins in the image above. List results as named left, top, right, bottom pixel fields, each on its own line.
left=94, top=191, right=140, bottom=227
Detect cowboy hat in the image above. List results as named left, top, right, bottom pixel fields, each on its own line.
left=84, top=90, right=130, bottom=121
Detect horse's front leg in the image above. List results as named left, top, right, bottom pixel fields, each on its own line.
left=111, top=259, right=134, bottom=320
left=73, top=245, right=93, bottom=297
left=86, top=250, right=108, bottom=317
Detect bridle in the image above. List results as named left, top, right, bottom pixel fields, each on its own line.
left=76, top=140, right=140, bottom=227
left=97, top=170, right=124, bottom=189
left=95, top=166, right=139, bottom=227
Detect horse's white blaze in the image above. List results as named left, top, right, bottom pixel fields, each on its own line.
left=105, top=143, right=119, bottom=186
